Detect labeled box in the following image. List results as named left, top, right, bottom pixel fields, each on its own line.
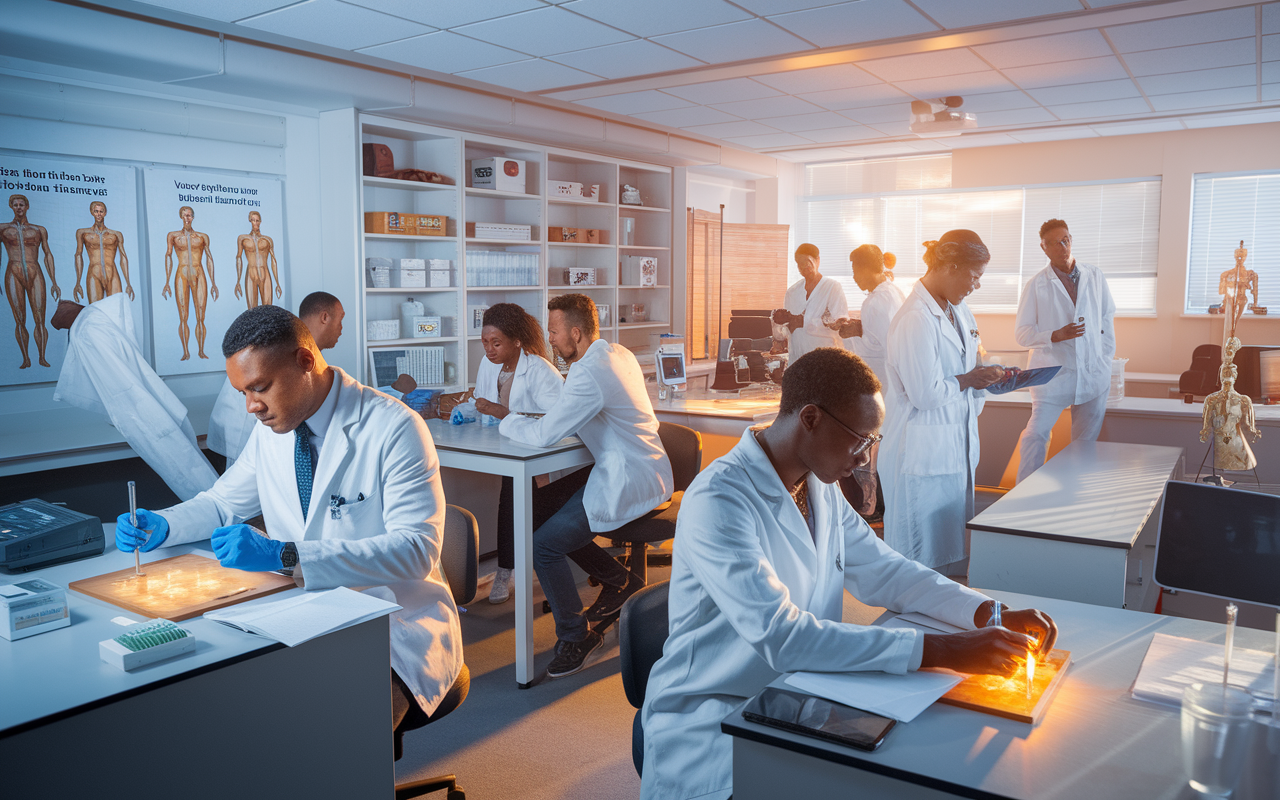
left=364, top=212, right=447, bottom=236
left=466, top=222, right=532, bottom=241
left=564, top=268, right=597, bottom=286
left=468, top=305, right=490, bottom=335
left=547, top=181, right=601, bottom=202
left=412, top=315, right=442, bottom=338
left=470, top=157, right=526, bottom=193
left=1, top=578, right=69, bottom=641
left=623, top=255, right=659, bottom=286
left=548, top=226, right=606, bottom=244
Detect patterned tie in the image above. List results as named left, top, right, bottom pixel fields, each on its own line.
left=295, top=421, right=315, bottom=521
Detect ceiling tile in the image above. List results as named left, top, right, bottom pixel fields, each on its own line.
left=1090, top=119, right=1185, bottom=136
left=562, top=0, right=750, bottom=37
left=573, top=89, right=693, bottom=114
left=798, top=83, right=912, bottom=110
left=1008, top=127, right=1097, bottom=142
left=710, top=95, right=825, bottom=118
left=955, top=90, right=1039, bottom=112
left=1002, top=56, right=1130, bottom=89
left=1148, top=86, right=1260, bottom=111
left=663, top=78, right=781, bottom=104
left=945, top=133, right=1023, bottom=148
left=343, top=0, right=543, bottom=28
left=972, top=30, right=1113, bottom=69
left=1046, top=97, right=1152, bottom=119
left=973, top=106, right=1057, bottom=126
left=632, top=106, right=742, bottom=127
left=684, top=120, right=785, bottom=138
left=454, top=6, right=633, bottom=57
left=1265, top=3, right=1280, bottom=35
left=1138, top=65, right=1258, bottom=96
left=892, top=71, right=1016, bottom=98
left=839, top=102, right=913, bottom=124
left=799, top=125, right=886, bottom=142
left=909, top=0, right=1082, bottom=29
left=456, top=58, right=603, bottom=92
left=239, top=0, right=435, bottom=50
left=1026, top=78, right=1140, bottom=106
left=732, top=0, right=849, bottom=13
left=758, top=110, right=861, bottom=132
left=865, top=120, right=912, bottom=135
left=753, top=64, right=881, bottom=94
left=358, top=30, right=527, bottom=72
left=653, top=19, right=814, bottom=64
left=859, top=48, right=988, bottom=82
left=721, top=132, right=815, bottom=148
left=767, top=0, right=940, bottom=48
left=547, top=39, right=705, bottom=80
left=1122, top=39, right=1256, bottom=76
left=135, top=0, right=294, bottom=23
left=1183, top=108, right=1280, bottom=127
left=1105, top=7, right=1256, bottom=53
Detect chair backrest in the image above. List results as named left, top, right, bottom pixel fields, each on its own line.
left=657, top=422, right=703, bottom=492
left=441, top=504, right=478, bottom=607
left=619, top=580, right=671, bottom=710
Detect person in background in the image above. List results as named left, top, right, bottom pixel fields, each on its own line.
left=499, top=294, right=672, bottom=679
left=1014, top=219, right=1116, bottom=483
left=879, top=231, right=1006, bottom=576
left=773, top=243, right=847, bottom=362
left=472, top=303, right=566, bottom=605
left=640, top=348, right=1057, bottom=800
left=298, top=291, right=345, bottom=351
left=115, top=305, right=462, bottom=732
left=836, top=244, right=906, bottom=523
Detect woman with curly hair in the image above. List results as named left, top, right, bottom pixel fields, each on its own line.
left=473, top=303, right=568, bottom=603
left=878, top=230, right=1007, bottom=576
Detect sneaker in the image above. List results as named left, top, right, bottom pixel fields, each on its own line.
left=546, top=630, right=604, bottom=678
left=584, top=571, right=644, bottom=626
left=488, top=568, right=513, bottom=604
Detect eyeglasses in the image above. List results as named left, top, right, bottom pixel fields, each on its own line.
left=816, top=405, right=882, bottom=455
left=1043, top=236, right=1072, bottom=248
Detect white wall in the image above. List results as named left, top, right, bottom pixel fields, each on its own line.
left=688, top=173, right=754, bottom=224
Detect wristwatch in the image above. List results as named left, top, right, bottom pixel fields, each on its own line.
left=280, top=541, right=299, bottom=570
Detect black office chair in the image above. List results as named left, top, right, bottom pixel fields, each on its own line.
left=394, top=504, right=478, bottom=800
left=619, top=580, right=670, bottom=778
left=611, top=422, right=703, bottom=583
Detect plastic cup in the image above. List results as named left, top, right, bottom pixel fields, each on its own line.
left=1181, top=682, right=1254, bottom=798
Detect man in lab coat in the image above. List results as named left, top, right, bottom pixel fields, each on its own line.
left=115, top=305, right=462, bottom=728
left=773, top=243, right=847, bottom=362
left=1014, top=219, right=1116, bottom=483
left=640, top=348, right=1057, bottom=800
left=499, top=293, right=673, bottom=679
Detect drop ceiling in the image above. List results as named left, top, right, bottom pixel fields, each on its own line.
left=90, top=0, right=1280, bottom=161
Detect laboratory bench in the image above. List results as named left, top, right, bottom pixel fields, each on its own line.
left=2, top=534, right=391, bottom=798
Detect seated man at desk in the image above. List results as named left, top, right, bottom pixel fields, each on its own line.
left=115, top=304, right=462, bottom=729
left=640, top=348, right=1057, bottom=800
left=499, top=293, right=673, bottom=678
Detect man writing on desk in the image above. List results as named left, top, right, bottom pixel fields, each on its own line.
left=115, top=305, right=463, bottom=730
left=640, top=348, right=1057, bottom=800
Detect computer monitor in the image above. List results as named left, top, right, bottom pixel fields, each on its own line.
left=1154, top=481, right=1280, bottom=608
left=656, top=352, right=686, bottom=387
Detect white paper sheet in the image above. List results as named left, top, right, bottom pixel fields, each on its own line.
left=785, top=669, right=965, bottom=723
left=1131, top=632, right=1276, bottom=713
left=204, top=587, right=400, bottom=647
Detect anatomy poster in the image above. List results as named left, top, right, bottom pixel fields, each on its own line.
left=144, top=168, right=284, bottom=376
left=0, top=155, right=139, bottom=387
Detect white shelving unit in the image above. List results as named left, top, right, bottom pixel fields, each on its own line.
left=356, top=115, right=674, bottom=391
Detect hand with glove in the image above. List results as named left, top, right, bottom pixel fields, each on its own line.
left=114, top=509, right=170, bottom=553
left=211, top=524, right=285, bottom=572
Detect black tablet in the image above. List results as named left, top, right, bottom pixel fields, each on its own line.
left=742, top=687, right=896, bottom=752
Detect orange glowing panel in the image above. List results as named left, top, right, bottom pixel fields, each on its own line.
left=70, top=554, right=295, bottom=621
left=925, top=649, right=1071, bottom=724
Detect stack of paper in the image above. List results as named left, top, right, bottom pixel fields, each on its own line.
left=1131, top=632, right=1276, bottom=712
left=785, top=669, right=964, bottom=722
left=204, top=587, right=400, bottom=647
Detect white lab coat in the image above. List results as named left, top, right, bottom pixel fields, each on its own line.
left=880, top=281, right=986, bottom=569
left=473, top=349, right=563, bottom=413
left=53, top=294, right=218, bottom=501
left=783, top=276, right=848, bottom=362
left=159, top=368, right=462, bottom=716
left=207, top=376, right=255, bottom=462
left=499, top=339, right=672, bottom=533
left=640, top=428, right=988, bottom=800
left=1014, top=261, right=1117, bottom=406
left=849, top=279, right=908, bottom=385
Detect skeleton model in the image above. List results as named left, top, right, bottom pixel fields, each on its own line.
left=1200, top=337, right=1261, bottom=471
left=1218, top=241, right=1257, bottom=348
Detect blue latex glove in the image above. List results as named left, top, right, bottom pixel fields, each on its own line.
left=211, top=524, right=285, bottom=572
left=115, top=509, right=170, bottom=552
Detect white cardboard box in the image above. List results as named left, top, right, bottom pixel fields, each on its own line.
left=467, top=222, right=532, bottom=241
left=429, top=269, right=453, bottom=288
left=468, top=305, right=490, bottom=335
left=99, top=620, right=196, bottom=671
left=412, top=315, right=442, bottom=338
left=470, top=157, right=526, bottom=193
left=624, top=255, right=659, bottom=286
left=564, top=268, right=597, bottom=286
left=367, top=319, right=399, bottom=341
left=0, top=577, right=69, bottom=641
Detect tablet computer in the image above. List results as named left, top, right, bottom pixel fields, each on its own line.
left=741, top=687, right=896, bottom=752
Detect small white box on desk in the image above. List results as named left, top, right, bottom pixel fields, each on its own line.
left=0, top=577, right=69, bottom=641
left=99, top=619, right=196, bottom=671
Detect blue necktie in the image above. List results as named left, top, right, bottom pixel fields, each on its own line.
left=295, top=421, right=315, bottom=521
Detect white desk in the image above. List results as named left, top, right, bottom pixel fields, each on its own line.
left=425, top=418, right=593, bottom=688
left=723, top=590, right=1279, bottom=800
left=967, top=441, right=1183, bottom=612
left=1, top=539, right=390, bottom=798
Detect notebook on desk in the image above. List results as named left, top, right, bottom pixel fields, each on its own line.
left=204, top=587, right=400, bottom=647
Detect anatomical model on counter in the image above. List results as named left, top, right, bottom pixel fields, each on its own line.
left=1200, top=337, right=1261, bottom=472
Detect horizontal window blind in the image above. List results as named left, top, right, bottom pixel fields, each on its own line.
left=1186, top=173, right=1280, bottom=314
left=804, top=154, right=951, bottom=197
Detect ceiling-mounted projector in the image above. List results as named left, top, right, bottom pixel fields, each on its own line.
left=910, top=96, right=977, bottom=137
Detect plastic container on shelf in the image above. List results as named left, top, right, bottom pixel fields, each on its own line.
left=1108, top=357, right=1129, bottom=405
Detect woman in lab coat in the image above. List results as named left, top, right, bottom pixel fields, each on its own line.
left=773, top=243, right=848, bottom=362
left=879, top=230, right=1007, bottom=573
left=472, top=303, right=565, bottom=604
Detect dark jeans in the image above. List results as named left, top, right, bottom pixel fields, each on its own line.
left=495, top=467, right=592, bottom=570
left=533, top=478, right=631, bottom=643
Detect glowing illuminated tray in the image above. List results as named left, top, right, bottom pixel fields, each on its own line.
left=69, top=554, right=296, bottom=621
left=930, top=649, right=1072, bottom=725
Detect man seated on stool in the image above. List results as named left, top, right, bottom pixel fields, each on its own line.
left=115, top=305, right=462, bottom=730
left=640, top=348, right=1058, bottom=800
left=499, top=293, right=673, bottom=679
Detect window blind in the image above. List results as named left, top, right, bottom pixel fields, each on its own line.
left=804, top=154, right=951, bottom=197
left=1186, top=173, right=1280, bottom=314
